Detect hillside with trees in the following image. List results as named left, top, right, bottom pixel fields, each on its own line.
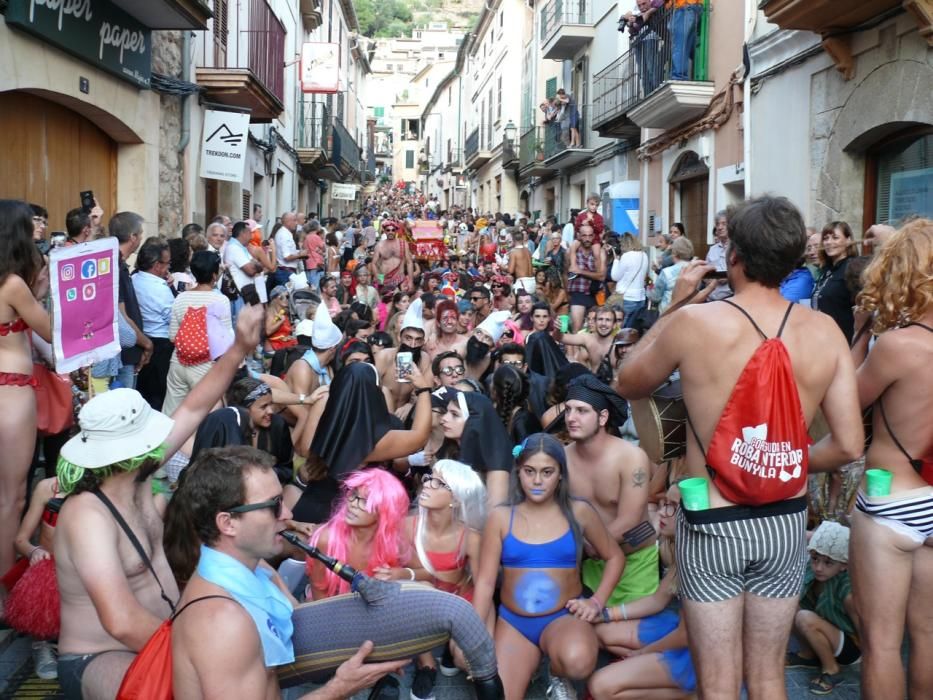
left=355, top=0, right=480, bottom=38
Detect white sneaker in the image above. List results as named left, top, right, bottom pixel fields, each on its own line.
left=32, top=640, right=58, bottom=680
left=546, top=676, right=577, bottom=700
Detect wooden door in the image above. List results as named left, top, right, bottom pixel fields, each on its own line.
left=678, top=176, right=709, bottom=259
left=0, top=91, right=116, bottom=233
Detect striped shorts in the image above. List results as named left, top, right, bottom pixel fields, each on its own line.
left=676, top=497, right=807, bottom=603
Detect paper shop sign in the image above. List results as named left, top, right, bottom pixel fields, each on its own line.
left=5, top=0, right=152, bottom=89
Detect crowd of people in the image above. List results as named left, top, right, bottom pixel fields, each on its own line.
left=0, top=184, right=930, bottom=700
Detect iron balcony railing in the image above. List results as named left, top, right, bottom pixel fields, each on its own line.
left=502, top=136, right=519, bottom=165
left=519, top=126, right=545, bottom=170
left=593, top=2, right=710, bottom=129
left=465, top=128, right=480, bottom=162
left=331, top=117, right=361, bottom=174
left=540, top=0, right=592, bottom=44
left=297, top=100, right=331, bottom=155
left=540, top=104, right=589, bottom=159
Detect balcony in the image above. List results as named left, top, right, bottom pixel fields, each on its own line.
left=592, top=3, right=713, bottom=135
left=112, top=0, right=212, bottom=29
left=502, top=136, right=520, bottom=168
left=762, top=0, right=932, bottom=77
left=542, top=105, right=594, bottom=168
left=196, top=0, right=285, bottom=122
left=540, top=0, right=595, bottom=61
left=331, top=117, right=361, bottom=180
left=519, top=126, right=556, bottom=178
left=443, top=148, right=463, bottom=173
left=297, top=101, right=331, bottom=175
left=299, top=0, right=323, bottom=30
left=464, top=127, right=493, bottom=169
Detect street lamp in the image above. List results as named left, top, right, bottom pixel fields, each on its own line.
left=504, top=120, right=517, bottom=146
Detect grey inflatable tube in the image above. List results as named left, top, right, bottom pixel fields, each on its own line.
left=277, top=582, right=497, bottom=688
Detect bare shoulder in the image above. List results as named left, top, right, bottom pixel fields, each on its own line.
left=484, top=506, right=510, bottom=533
left=58, top=491, right=114, bottom=532
left=611, top=438, right=650, bottom=471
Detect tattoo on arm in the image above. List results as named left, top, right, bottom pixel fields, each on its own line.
left=621, top=520, right=655, bottom=548
left=632, top=468, right=647, bottom=488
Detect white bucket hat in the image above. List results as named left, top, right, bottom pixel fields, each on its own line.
left=808, top=521, right=850, bottom=564
left=60, top=389, right=174, bottom=470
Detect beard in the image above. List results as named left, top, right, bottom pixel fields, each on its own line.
left=466, top=336, right=491, bottom=364
left=398, top=343, right=422, bottom=365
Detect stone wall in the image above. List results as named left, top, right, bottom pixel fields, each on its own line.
left=809, top=16, right=933, bottom=226
left=152, top=31, right=184, bottom=239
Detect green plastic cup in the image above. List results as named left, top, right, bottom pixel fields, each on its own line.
left=679, top=477, right=710, bottom=511
left=865, top=468, right=893, bottom=497
left=559, top=315, right=570, bottom=333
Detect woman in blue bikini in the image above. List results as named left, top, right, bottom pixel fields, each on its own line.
left=473, top=433, right=623, bottom=699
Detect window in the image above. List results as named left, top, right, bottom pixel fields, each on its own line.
left=374, top=106, right=384, bottom=118
left=406, top=150, right=415, bottom=168
left=865, top=128, right=932, bottom=229
left=546, top=78, right=557, bottom=100
left=497, top=76, right=502, bottom=121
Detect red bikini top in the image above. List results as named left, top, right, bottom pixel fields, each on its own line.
left=0, top=317, right=28, bottom=335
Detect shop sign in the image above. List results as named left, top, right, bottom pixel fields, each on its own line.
left=331, top=183, right=357, bottom=200
left=300, top=42, right=339, bottom=94
left=200, top=109, right=251, bottom=183
left=5, top=0, right=152, bottom=89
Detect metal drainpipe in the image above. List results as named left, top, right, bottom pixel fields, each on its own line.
left=177, top=31, right=191, bottom=153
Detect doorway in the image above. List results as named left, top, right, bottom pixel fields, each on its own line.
left=669, top=151, right=709, bottom=258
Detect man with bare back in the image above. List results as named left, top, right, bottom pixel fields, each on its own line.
left=54, top=305, right=264, bottom=700
left=508, top=230, right=535, bottom=294
left=850, top=219, right=933, bottom=700
left=563, top=375, right=656, bottom=607
left=371, top=219, right=411, bottom=287
left=375, top=298, right=432, bottom=411
left=616, top=196, right=863, bottom=699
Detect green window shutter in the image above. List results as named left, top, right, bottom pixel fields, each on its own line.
left=546, top=78, right=557, bottom=100
left=374, top=107, right=384, bottom=117
left=406, top=150, right=415, bottom=168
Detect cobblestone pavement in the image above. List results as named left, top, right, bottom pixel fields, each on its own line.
left=0, top=629, right=863, bottom=699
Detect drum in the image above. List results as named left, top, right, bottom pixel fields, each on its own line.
left=631, top=379, right=686, bottom=464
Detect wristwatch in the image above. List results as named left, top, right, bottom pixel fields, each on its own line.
left=298, top=393, right=307, bottom=405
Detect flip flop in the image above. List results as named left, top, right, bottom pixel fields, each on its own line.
left=809, top=671, right=844, bottom=695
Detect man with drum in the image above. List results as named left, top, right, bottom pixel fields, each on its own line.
left=615, top=196, right=862, bottom=699
left=563, top=375, right=658, bottom=608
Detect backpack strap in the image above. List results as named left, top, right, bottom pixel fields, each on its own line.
left=171, top=594, right=238, bottom=621
left=720, top=299, right=795, bottom=340
left=93, top=489, right=177, bottom=614
left=907, top=322, right=933, bottom=333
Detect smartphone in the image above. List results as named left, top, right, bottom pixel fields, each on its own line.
left=396, top=351, right=413, bottom=383
left=50, top=232, right=67, bottom=248
left=703, top=270, right=728, bottom=280
left=80, top=190, right=95, bottom=213
left=240, top=283, right=261, bottom=306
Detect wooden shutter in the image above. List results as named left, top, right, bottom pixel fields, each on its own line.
left=214, top=0, right=228, bottom=68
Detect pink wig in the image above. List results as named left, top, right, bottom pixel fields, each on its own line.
left=309, top=469, right=411, bottom=596
left=502, top=319, right=525, bottom=346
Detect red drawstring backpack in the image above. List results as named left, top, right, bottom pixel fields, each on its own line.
left=175, top=306, right=211, bottom=366
left=687, top=301, right=810, bottom=506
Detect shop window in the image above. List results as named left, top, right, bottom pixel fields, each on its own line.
left=865, top=128, right=932, bottom=229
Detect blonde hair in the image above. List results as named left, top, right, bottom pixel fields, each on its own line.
left=619, top=232, right=643, bottom=253
left=857, top=218, right=933, bottom=334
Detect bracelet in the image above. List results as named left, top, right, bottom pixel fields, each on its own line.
left=601, top=606, right=611, bottom=623
left=590, top=595, right=603, bottom=610
left=293, top=473, right=308, bottom=490
left=620, top=602, right=628, bottom=620
left=412, top=386, right=432, bottom=396
left=27, top=545, right=42, bottom=558
left=404, top=567, right=416, bottom=581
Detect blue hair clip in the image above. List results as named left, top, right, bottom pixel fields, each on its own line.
left=512, top=444, right=522, bottom=459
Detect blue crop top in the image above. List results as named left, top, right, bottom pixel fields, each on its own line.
left=501, top=507, right=578, bottom=569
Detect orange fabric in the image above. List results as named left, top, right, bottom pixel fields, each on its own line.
left=668, top=0, right=703, bottom=6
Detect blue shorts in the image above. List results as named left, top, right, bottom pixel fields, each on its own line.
left=499, top=604, right=570, bottom=647
left=637, top=609, right=696, bottom=692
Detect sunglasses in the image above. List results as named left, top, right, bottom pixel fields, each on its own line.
left=438, top=365, right=466, bottom=377
left=225, top=494, right=285, bottom=519
left=470, top=296, right=484, bottom=302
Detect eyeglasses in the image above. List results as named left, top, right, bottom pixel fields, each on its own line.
left=348, top=492, right=368, bottom=508
left=226, top=495, right=285, bottom=519
left=421, top=474, right=452, bottom=491
left=438, top=365, right=466, bottom=377
left=33, top=216, right=48, bottom=226
left=657, top=501, right=677, bottom=517
left=470, top=296, right=483, bottom=302
left=501, top=360, right=523, bottom=367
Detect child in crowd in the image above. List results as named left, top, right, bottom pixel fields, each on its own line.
left=786, top=520, right=861, bottom=695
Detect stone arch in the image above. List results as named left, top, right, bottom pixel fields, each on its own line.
left=813, top=58, right=933, bottom=226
